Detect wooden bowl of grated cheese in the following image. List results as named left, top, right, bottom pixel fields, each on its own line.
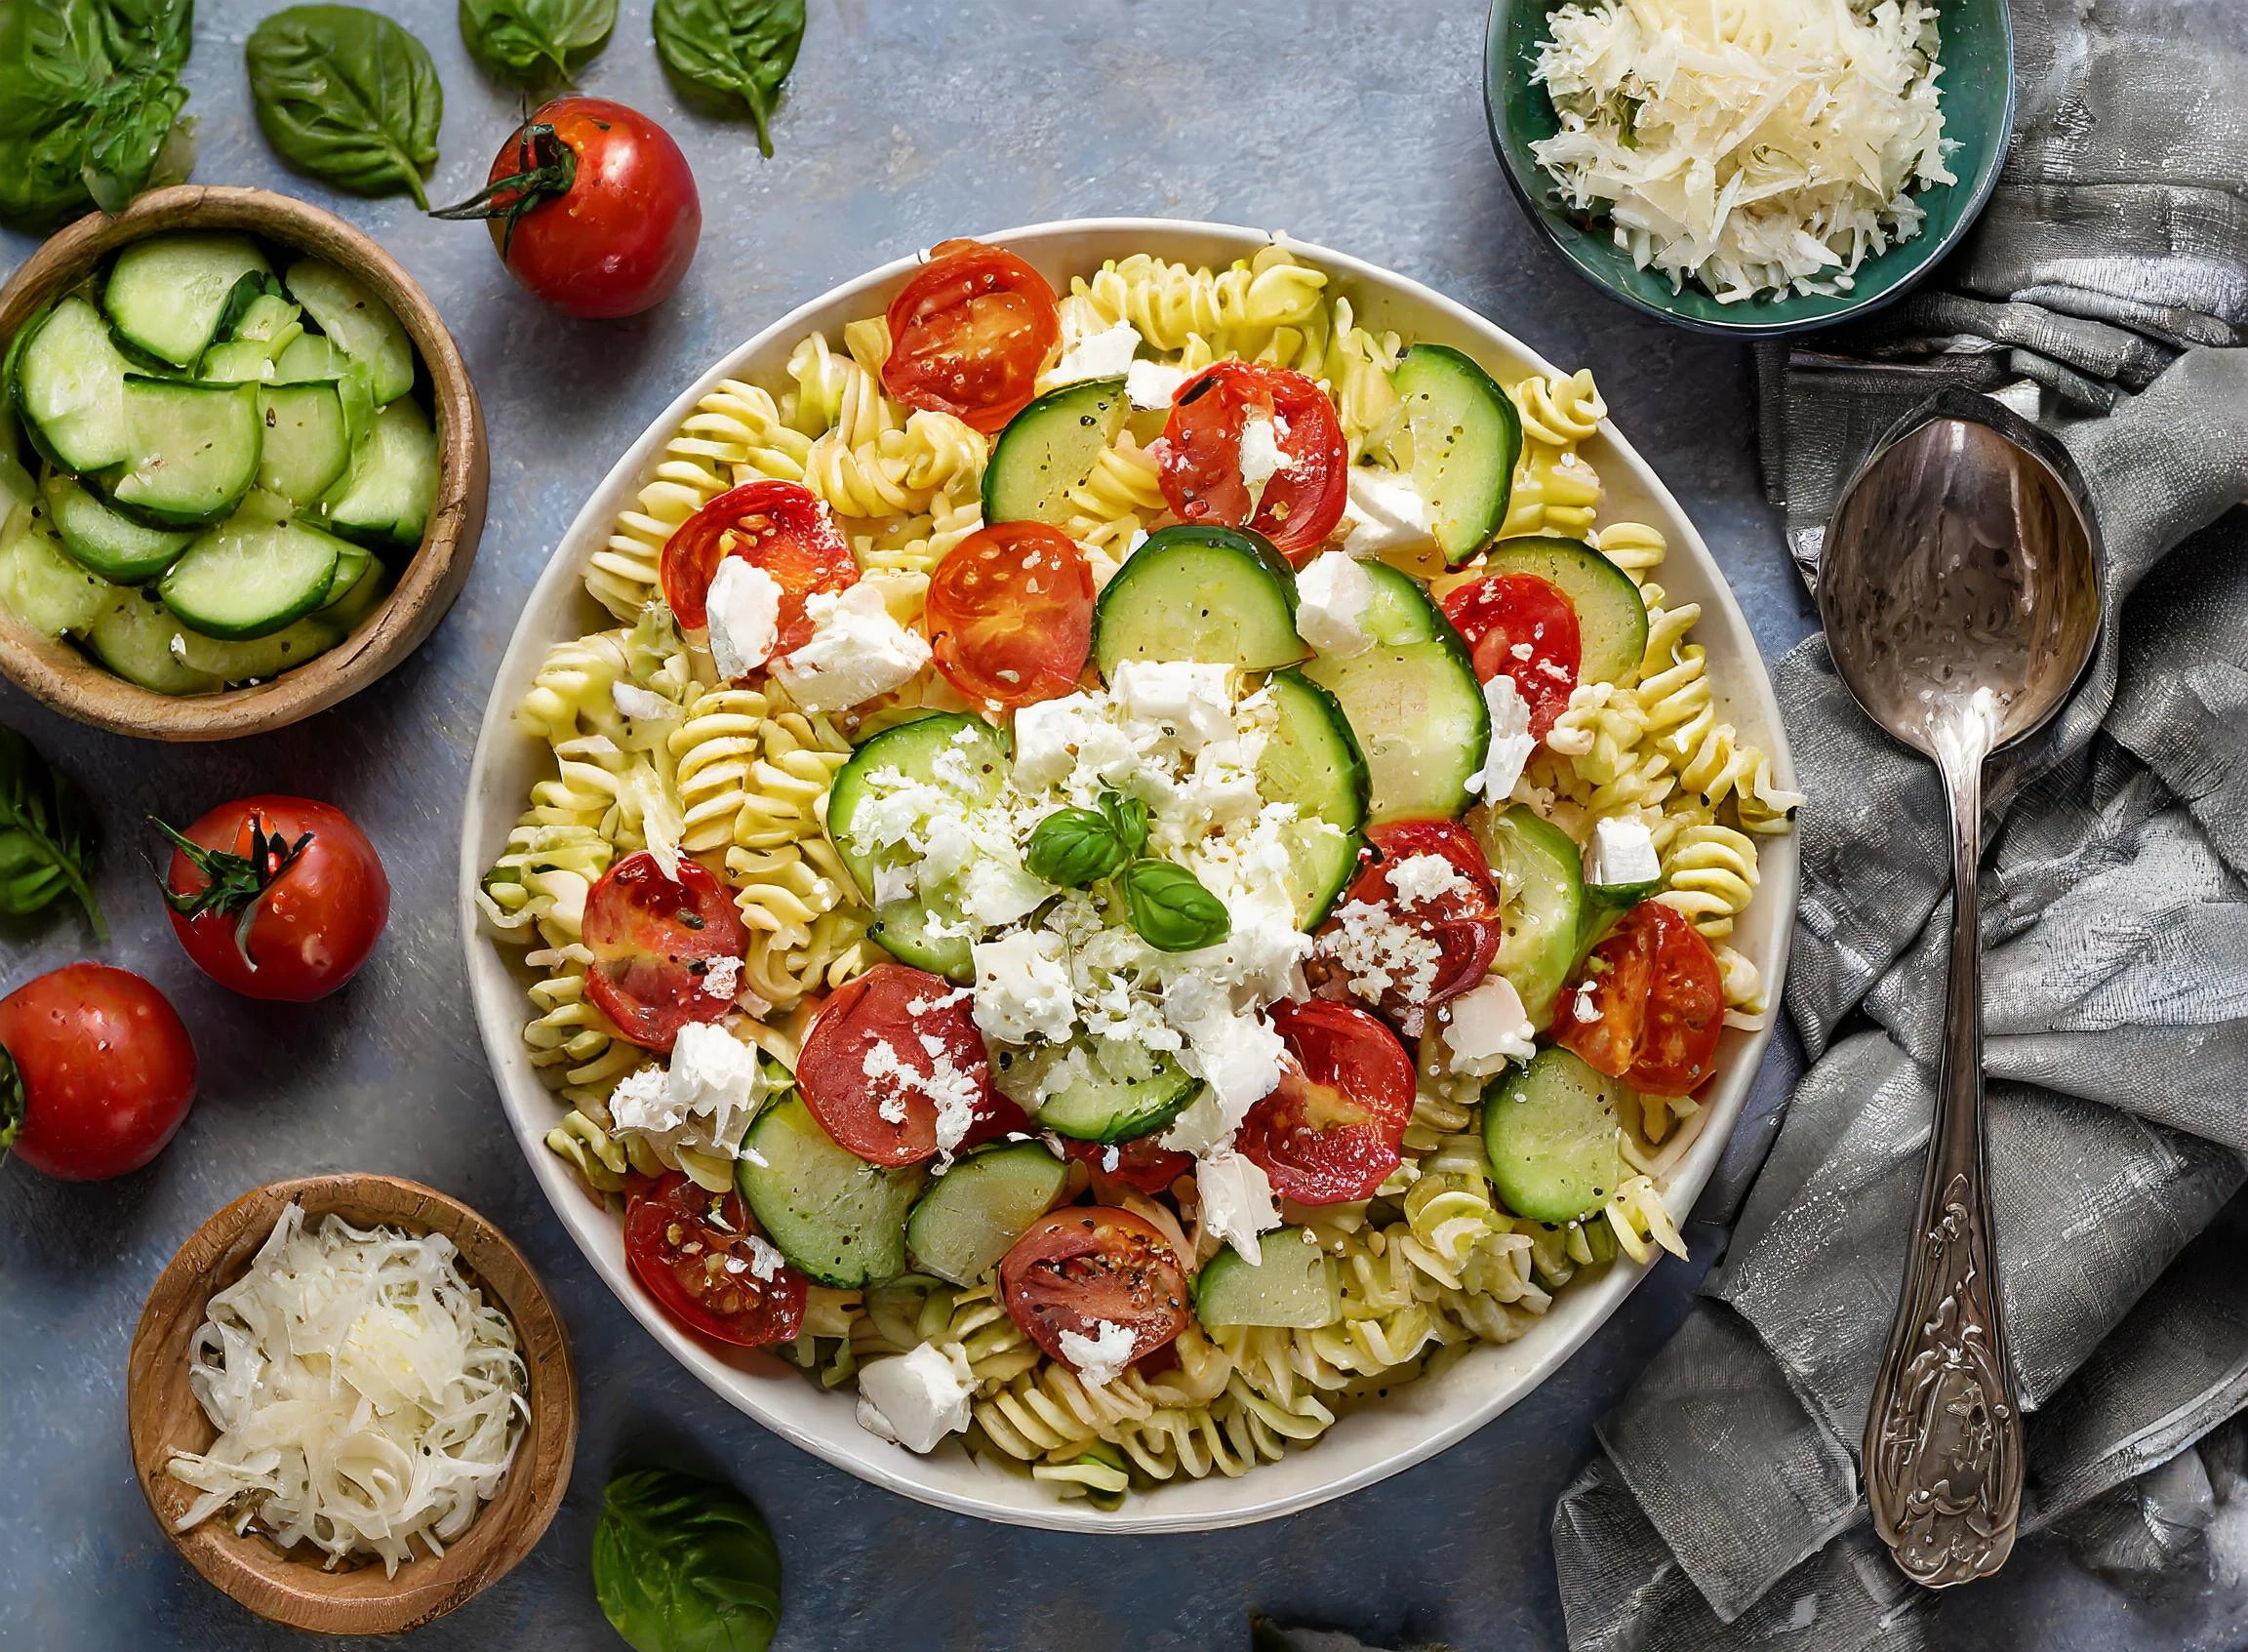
left=126, top=1175, right=577, bottom=1635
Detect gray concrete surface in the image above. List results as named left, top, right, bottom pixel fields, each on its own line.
left=0, top=3, right=1837, bottom=1647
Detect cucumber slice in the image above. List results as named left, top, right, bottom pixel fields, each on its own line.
left=1482, top=1046, right=1628, bottom=1225
left=110, top=377, right=262, bottom=526
left=43, top=472, right=196, bottom=582
left=904, top=1141, right=1069, bottom=1286
left=224, top=289, right=303, bottom=348
left=1193, top=1228, right=1341, bottom=1328
left=1386, top=343, right=1520, bottom=566
left=0, top=512, right=113, bottom=637
left=285, top=260, right=416, bottom=405
left=197, top=341, right=279, bottom=384
left=1258, top=668, right=1367, bottom=927
left=257, top=381, right=351, bottom=505
left=320, top=542, right=372, bottom=605
left=315, top=549, right=392, bottom=630
left=272, top=332, right=349, bottom=384
left=174, top=610, right=345, bottom=684
left=1004, top=1035, right=1200, bottom=1144
left=322, top=396, right=438, bottom=547
left=1092, top=524, right=1307, bottom=680
left=1482, top=536, right=1650, bottom=687
left=737, top=1095, right=926, bottom=1288
left=1299, top=561, right=1488, bottom=823
left=102, top=234, right=273, bottom=368
left=825, top=713, right=1012, bottom=983
left=1477, top=803, right=1586, bottom=1031
left=982, top=377, right=1129, bottom=527
left=84, top=586, right=224, bottom=694
left=10, top=296, right=136, bottom=473
left=159, top=516, right=344, bottom=641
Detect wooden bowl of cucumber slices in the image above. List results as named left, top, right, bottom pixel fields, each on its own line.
left=0, top=185, right=487, bottom=742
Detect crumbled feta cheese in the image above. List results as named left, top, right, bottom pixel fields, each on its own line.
left=1293, top=551, right=1377, bottom=658
left=1388, top=852, right=1472, bottom=907
left=1050, top=318, right=1142, bottom=384
left=1011, top=694, right=1099, bottom=788
left=1236, top=412, right=1294, bottom=513
left=743, top=1232, right=785, bottom=1281
left=606, top=1066, right=672, bottom=1132
left=1196, top=1148, right=1280, bottom=1264
left=612, top=682, right=678, bottom=723
left=1125, top=358, right=1189, bottom=410
left=702, top=954, right=743, bottom=1002
left=168, top=632, right=188, bottom=664
left=1440, top=973, right=1539, bottom=1076
left=972, top=931, right=1077, bottom=1045
left=1341, top=465, right=1433, bottom=555
left=1056, top=1318, right=1138, bottom=1388
left=609, top=1024, right=764, bottom=1166
left=1110, top=660, right=1236, bottom=754
left=861, top=1035, right=986, bottom=1156
left=871, top=862, right=916, bottom=907
left=961, top=855, right=1050, bottom=928
left=854, top=1343, right=977, bottom=1453
left=1471, top=673, right=1538, bottom=800
left=704, top=558, right=783, bottom=679
left=771, top=583, right=931, bottom=711
left=1319, top=899, right=1442, bottom=1012
left=1589, top=814, right=1662, bottom=888
left=1160, top=991, right=1288, bottom=1154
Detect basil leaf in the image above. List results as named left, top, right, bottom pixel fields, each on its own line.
left=0, top=725, right=106, bottom=941
left=592, top=1467, right=783, bottom=1652
left=1024, top=806, right=1126, bottom=889
left=246, top=5, right=443, bottom=210
left=1121, top=859, right=1229, bottom=952
left=460, top=0, right=615, bottom=90
left=1096, top=790, right=1148, bottom=857
left=652, top=0, right=804, bottom=159
left=0, top=0, right=194, bottom=231
left=80, top=68, right=192, bottom=213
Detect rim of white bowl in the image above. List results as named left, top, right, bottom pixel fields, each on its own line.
left=460, top=218, right=1799, bottom=1533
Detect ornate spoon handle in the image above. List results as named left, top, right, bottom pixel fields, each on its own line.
left=1862, top=746, right=2023, bottom=1587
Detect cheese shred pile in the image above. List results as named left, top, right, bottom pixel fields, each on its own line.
left=166, top=1202, right=529, bottom=1575
left=1530, top=0, right=1955, bottom=302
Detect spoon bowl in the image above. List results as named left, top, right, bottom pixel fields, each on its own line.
left=1817, top=388, right=2102, bottom=1589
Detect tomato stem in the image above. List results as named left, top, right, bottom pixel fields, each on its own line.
left=149, top=814, right=313, bottom=975
left=426, top=120, right=578, bottom=260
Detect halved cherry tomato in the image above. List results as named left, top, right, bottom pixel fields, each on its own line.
left=882, top=239, right=1061, bottom=434
left=1317, top=820, right=1504, bottom=1029
left=582, top=853, right=749, bottom=1052
left=1062, top=1134, right=1194, bottom=1196
left=1556, top=902, right=1725, bottom=1097
left=795, top=963, right=999, bottom=1167
left=156, top=795, right=388, bottom=1003
left=1440, top=573, right=1583, bottom=738
left=659, top=480, right=857, bottom=646
left=1239, top=1000, right=1416, bottom=1205
left=623, top=1172, right=808, bottom=1347
left=1157, top=362, right=1348, bottom=559
left=998, top=1207, right=1189, bottom=1373
left=0, top=964, right=196, bottom=1182
left=924, top=521, right=1095, bottom=708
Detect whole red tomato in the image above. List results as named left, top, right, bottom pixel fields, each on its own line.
left=437, top=97, right=702, bottom=319
left=156, top=796, right=389, bottom=1003
left=0, top=964, right=196, bottom=1181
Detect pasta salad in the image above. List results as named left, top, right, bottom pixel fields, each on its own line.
left=479, top=236, right=1801, bottom=1506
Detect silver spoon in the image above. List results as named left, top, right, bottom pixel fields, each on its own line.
left=1816, top=388, right=2104, bottom=1588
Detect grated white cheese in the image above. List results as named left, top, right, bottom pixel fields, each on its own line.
left=1529, top=0, right=1956, bottom=302
left=165, top=1203, right=528, bottom=1576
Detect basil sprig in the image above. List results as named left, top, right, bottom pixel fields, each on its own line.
left=592, top=1467, right=783, bottom=1652
left=1121, top=859, right=1230, bottom=952
left=652, top=0, right=804, bottom=158
left=460, top=0, right=615, bottom=90
left=0, top=0, right=196, bottom=231
left=0, top=725, right=106, bottom=940
left=1023, top=790, right=1149, bottom=890
left=246, top=5, right=443, bottom=209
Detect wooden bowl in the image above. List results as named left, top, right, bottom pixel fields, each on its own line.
left=0, top=185, right=488, bottom=741
left=127, top=1175, right=577, bottom=1635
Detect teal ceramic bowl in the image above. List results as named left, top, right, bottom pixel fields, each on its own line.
left=1484, top=0, right=2015, bottom=337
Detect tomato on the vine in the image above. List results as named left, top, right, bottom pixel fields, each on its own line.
left=581, top=852, right=749, bottom=1051
left=1556, top=902, right=1725, bottom=1098
left=1157, top=361, right=1348, bottom=559
left=623, top=1172, right=807, bottom=1348
left=434, top=97, right=702, bottom=319
left=924, top=521, right=1095, bottom=708
left=155, top=796, right=389, bottom=1003
left=0, top=964, right=196, bottom=1181
left=881, top=240, right=1061, bottom=433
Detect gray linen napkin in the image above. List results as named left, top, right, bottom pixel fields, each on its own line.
left=1548, top=0, right=2248, bottom=1645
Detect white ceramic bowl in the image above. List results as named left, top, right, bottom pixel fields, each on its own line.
left=460, top=219, right=1798, bottom=1533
